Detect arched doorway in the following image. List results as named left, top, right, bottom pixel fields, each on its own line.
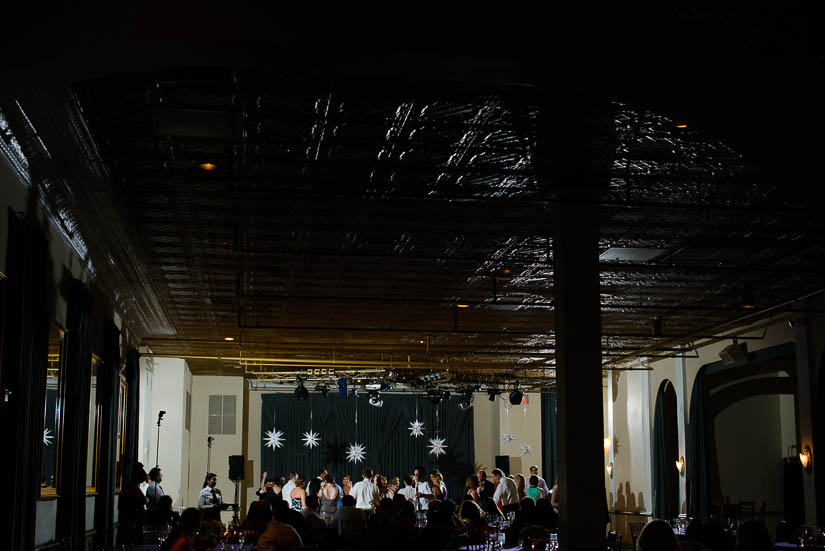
left=653, top=380, right=680, bottom=520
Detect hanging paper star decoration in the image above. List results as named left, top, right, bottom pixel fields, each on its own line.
left=43, top=428, right=54, bottom=446
left=502, top=433, right=516, bottom=444
left=408, top=419, right=425, bottom=438
left=346, top=442, right=366, bottom=463
left=428, top=437, right=448, bottom=457
left=520, top=442, right=533, bottom=456
left=302, top=430, right=320, bottom=449
left=263, top=429, right=285, bottom=450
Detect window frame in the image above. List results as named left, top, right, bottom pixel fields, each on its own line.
left=85, top=354, right=102, bottom=494
left=40, top=321, right=67, bottom=498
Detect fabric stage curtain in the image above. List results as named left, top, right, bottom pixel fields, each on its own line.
left=687, top=368, right=709, bottom=518
left=123, top=348, right=141, bottom=484
left=260, top=393, right=474, bottom=496
left=57, top=281, right=93, bottom=551
left=1, top=210, right=49, bottom=551
left=653, top=386, right=678, bottom=520
left=95, top=320, right=121, bottom=550
left=540, top=391, right=558, bottom=486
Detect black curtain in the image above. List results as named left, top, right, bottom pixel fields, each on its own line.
left=653, top=382, right=679, bottom=520
left=57, top=282, right=93, bottom=551
left=0, top=210, right=49, bottom=551
left=540, top=391, right=558, bottom=485
left=94, top=320, right=121, bottom=550
left=687, top=368, right=709, bottom=517
left=123, top=348, right=140, bottom=476
left=260, top=393, right=474, bottom=496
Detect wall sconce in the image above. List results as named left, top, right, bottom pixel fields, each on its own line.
left=604, top=437, right=611, bottom=455
left=606, top=462, right=614, bottom=478
left=675, top=456, right=685, bottom=476
left=800, top=445, right=812, bottom=473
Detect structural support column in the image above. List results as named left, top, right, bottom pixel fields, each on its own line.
left=540, top=95, right=615, bottom=551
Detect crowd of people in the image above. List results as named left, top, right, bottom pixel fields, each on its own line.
left=115, top=460, right=781, bottom=551
left=233, top=464, right=559, bottom=550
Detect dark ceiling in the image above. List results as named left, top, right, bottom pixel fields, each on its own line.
left=1, top=7, right=823, bottom=391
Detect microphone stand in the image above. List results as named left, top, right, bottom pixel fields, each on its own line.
left=155, top=412, right=164, bottom=468
left=207, top=437, right=214, bottom=475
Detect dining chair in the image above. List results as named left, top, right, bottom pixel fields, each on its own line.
left=629, top=521, right=646, bottom=550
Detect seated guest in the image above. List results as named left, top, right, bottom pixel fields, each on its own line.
left=637, top=519, right=680, bottom=551
left=334, top=494, right=366, bottom=538
left=506, top=497, right=537, bottom=545
left=526, top=475, right=542, bottom=502
left=458, top=499, right=487, bottom=538
left=684, top=518, right=727, bottom=551
left=273, top=498, right=307, bottom=542
left=390, top=500, right=417, bottom=539
left=534, top=497, right=557, bottom=531
left=302, top=494, right=326, bottom=544
left=149, top=495, right=181, bottom=528
left=519, top=523, right=551, bottom=547
left=242, top=500, right=273, bottom=544
left=256, top=517, right=303, bottom=551
left=737, top=521, right=772, bottom=551
left=480, top=497, right=504, bottom=521
left=161, top=508, right=202, bottom=551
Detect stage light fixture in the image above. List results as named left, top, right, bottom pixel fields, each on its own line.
left=294, top=376, right=309, bottom=401
left=509, top=381, right=524, bottom=406
left=458, top=388, right=474, bottom=410
left=719, top=341, right=747, bottom=365
left=368, top=390, right=383, bottom=407
left=427, top=388, right=443, bottom=405
left=315, top=383, right=329, bottom=396
left=487, top=388, right=501, bottom=401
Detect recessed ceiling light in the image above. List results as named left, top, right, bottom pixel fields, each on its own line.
left=224, top=337, right=234, bottom=341
left=199, top=162, right=218, bottom=171
left=214, top=240, right=228, bottom=246
left=457, top=304, right=469, bottom=308
left=675, top=123, right=688, bottom=129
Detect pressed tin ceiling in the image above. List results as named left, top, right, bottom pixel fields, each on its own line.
left=2, top=69, right=824, bottom=392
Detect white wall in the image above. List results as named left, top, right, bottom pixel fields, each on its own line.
left=611, top=317, right=798, bottom=517
left=137, top=357, right=192, bottom=508
left=35, top=500, right=58, bottom=546
left=188, top=376, right=244, bottom=522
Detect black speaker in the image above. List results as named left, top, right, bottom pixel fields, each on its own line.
left=228, top=455, right=245, bottom=481
left=495, top=455, right=510, bottom=475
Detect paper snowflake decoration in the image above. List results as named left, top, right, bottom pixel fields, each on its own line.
left=43, top=428, right=54, bottom=446
left=428, top=437, right=448, bottom=457
left=502, top=433, right=516, bottom=444
left=346, top=442, right=366, bottom=463
left=408, top=419, right=425, bottom=438
left=263, top=428, right=285, bottom=450
left=520, top=442, right=533, bottom=456
left=302, top=430, right=320, bottom=449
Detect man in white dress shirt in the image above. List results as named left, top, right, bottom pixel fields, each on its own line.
left=350, top=467, right=379, bottom=510
left=281, top=472, right=298, bottom=501
left=529, top=465, right=549, bottom=497
left=398, top=475, right=417, bottom=502
left=492, top=468, right=519, bottom=513
left=413, top=465, right=433, bottom=510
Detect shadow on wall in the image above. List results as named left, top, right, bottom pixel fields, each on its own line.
left=610, top=481, right=646, bottom=512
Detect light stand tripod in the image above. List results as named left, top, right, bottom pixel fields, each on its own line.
left=155, top=410, right=166, bottom=468
left=206, top=436, right=214, bottom=475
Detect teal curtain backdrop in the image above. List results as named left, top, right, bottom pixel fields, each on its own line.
left=260, top=393, right=474, bottom=496
left=540, top=391, right=558, bottom=486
